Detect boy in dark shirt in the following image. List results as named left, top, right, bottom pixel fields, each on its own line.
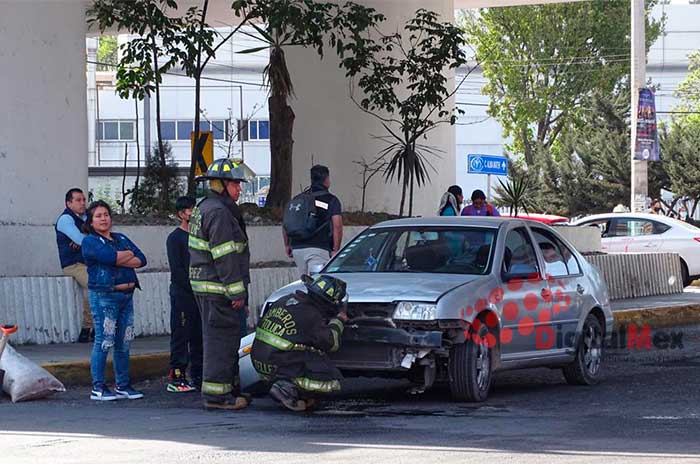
left=166, top=196, right=203, bottom=392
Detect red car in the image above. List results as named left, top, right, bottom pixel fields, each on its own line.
left=503, top=213, right=569, bottom=225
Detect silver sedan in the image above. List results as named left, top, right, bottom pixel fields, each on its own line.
left=247, top=217, right=613, bottom=402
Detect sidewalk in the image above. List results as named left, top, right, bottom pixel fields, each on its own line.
left=11, top=290, right=700, bottom=386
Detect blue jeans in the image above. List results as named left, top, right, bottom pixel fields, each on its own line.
left=89, top=290, right=135, bottom=389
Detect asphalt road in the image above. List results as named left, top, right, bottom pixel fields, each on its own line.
left=2, top=324, right=700, bottom=464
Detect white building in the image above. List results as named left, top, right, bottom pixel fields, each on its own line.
left=87, top=28, right=272, bottom=206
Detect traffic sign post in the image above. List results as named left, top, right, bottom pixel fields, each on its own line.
left=467, top=154, right=509, bottom=201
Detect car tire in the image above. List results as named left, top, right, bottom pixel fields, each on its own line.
left=563, top=313, right=603, bottom=386
left=448, top=321, right=493, bottom=402
left=681, top=260, right=691, bottom=288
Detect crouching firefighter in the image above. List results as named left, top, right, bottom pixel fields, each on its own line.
left=189, top=158, right=252, bottom=411
left=251, top=274, right=349, bottom=412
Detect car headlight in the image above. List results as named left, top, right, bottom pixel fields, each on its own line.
left=393, top=301, right=437, bottom=321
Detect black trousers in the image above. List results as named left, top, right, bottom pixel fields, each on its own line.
left=169, top=287, right=203, bottom=382
left=195, top=294, right=243, bottom=402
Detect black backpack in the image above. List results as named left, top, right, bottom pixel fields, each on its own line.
left=283, top=189, right=328, bottom=240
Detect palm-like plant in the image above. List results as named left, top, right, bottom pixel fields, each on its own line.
left=494, top=170, right=537, bottom=217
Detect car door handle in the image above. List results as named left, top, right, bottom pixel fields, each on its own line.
left=541, top=288, right=552, bottom=299
left=576, top=284, right=585, bottom=295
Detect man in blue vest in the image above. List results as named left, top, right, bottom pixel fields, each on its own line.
left=55, top=188, right=93, bottom=342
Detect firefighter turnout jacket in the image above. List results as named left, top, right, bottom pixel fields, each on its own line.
left=188, top=193, right=250, bottom=300
left=251, top=291, right=345, bottom=393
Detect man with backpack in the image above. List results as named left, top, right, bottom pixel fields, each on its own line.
left=460, top=189, right=500, bottom=217
left=282, top=165, right=343, bottom=276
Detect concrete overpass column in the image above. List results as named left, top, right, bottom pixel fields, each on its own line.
left=0, top=1, right=88, bottom=273
left=286, top=0, right=456, bottom=217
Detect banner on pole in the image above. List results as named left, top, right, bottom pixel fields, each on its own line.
left=634, top=88, right=660, bottom=161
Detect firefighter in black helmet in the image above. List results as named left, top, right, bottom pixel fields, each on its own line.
left=251, top=274, right=349, bottom=412
left=189, top=158, right=252, bottom=410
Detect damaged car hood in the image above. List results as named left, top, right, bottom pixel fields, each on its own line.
left=269, top=273, right=481, bottom=304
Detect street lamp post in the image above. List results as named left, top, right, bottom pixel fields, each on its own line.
left=631, top=0, right=648, bottom=212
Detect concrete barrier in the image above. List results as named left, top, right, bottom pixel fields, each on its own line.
left=586, top=252, right=684, bottom=300
left=0, top=224, right=366, bottom=277
left=0, top=268, right=300, bottom=345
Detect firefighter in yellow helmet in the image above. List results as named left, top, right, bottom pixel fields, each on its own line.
left=189, top=158, right=252, bottom=410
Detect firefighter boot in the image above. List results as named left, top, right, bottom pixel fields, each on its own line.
left=203, top=393, right=252, bottom=411
left=269, top=380, right=308, bottom=412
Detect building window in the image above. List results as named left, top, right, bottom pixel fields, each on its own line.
left=211, top=120, right=226, bottom=140
left=159, top=120, right=228, bottom=141
left=160, top=121, right=176, bottom=140
left=177, top=121, right=194, bottom=140
left=97, top=120, right=135, bottom=141
left=246, top=120, right=270, bottom=141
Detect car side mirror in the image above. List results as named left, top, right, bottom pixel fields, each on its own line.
left=501, top=264, right=540, bottom=283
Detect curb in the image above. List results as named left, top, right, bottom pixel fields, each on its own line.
left=613, top=304, right=700, bottom=329
left=42, top=305, right=700, bottom=386
left=44, top=352, right=169, bottom=387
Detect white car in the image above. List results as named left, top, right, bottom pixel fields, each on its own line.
left=572, top=213, right=700, bottom=286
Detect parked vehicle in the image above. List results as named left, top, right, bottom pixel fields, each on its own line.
left=502, top=213, right=569, bottom=225
left=249, top=217, right=612, bottom=402
left=571, top=213, right=700, bottom=287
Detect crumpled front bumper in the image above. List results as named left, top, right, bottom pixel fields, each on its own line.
left=331, top=325, right=444, bottom=372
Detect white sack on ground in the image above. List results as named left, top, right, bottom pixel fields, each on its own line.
left=0, top=344, right=65, bottom=402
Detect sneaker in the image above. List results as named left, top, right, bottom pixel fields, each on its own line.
left=269, top=381, right=307, bottom=412
left=90, top=385, right=118, bottom=401
left=114, top=384, right=144, bottom=400
left=77, top=328, right=91, bottom=343
left=167, top=379, right=196, bottom=393
left=167, top=369, right=196, bottom=393
left=203, top=395, right=251, bottom=411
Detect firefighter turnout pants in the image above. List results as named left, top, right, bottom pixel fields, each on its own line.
left=195, top=294, right=243, bottom=402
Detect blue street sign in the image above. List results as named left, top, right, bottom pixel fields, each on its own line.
left=467, top=154, right=508, bottom=176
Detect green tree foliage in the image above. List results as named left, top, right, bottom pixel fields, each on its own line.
left=531, top=89, right=670, bottom=216
left=233, top=0, right=383, bottom=209
left=660, top=119, right=700, bottom=217
left=131, top=143, right=182, bottom=214
left=96, top=35, right=118, bottom=70
left=675, top=51, right=700, bottom=113
left=463, top=0, right=662, bottom=165
left=336, top=9, right=468, bottom=216
left=88, top=0, right=181, bottom=209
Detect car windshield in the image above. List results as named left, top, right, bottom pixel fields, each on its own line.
left=325, top=227, right=497, bottom=275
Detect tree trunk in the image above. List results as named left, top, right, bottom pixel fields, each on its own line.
left=522, top=128, right=533, bottom=166
left=398, top=179, right=407, bottom=216
left=188, top=70, right=203, bottom=196
left=151, top=34, right=167, bottom=209
left=266, top=93, right=295, bottom=209
left=188, top=0, right=209, bottom=196
left=408, top=170, right=414, bottom=217
left=133, top=99, right=140, bottom=208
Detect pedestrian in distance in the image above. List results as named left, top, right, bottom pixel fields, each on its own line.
left=189, top=158, right=252, bottom=411
left=81, top=200, right=147, bottom=401
left=438, top=185, right=463, bottom=216
left=283, top=164, right=343, bottom=276
left=166, top=196, right=203, bottom=393
left=461, top=189, right=500, bottom=217
left=251, top=274, right=349, bottom=412
left=55, top=188, right=94, bottom=343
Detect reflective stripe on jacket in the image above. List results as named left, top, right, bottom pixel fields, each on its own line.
left=251, top=291, right=344, bottom=390
left=188, top=193, right=250, bottom=300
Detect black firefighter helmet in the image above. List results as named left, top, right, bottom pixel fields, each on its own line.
left=301, top=274, right=348, bottom=307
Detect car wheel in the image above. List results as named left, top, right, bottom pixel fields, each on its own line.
left=563, top=313, right=603, bottom=386
left=448, top=321, right=493, bottom=402
left=681, top=260, right=691, bottom=288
